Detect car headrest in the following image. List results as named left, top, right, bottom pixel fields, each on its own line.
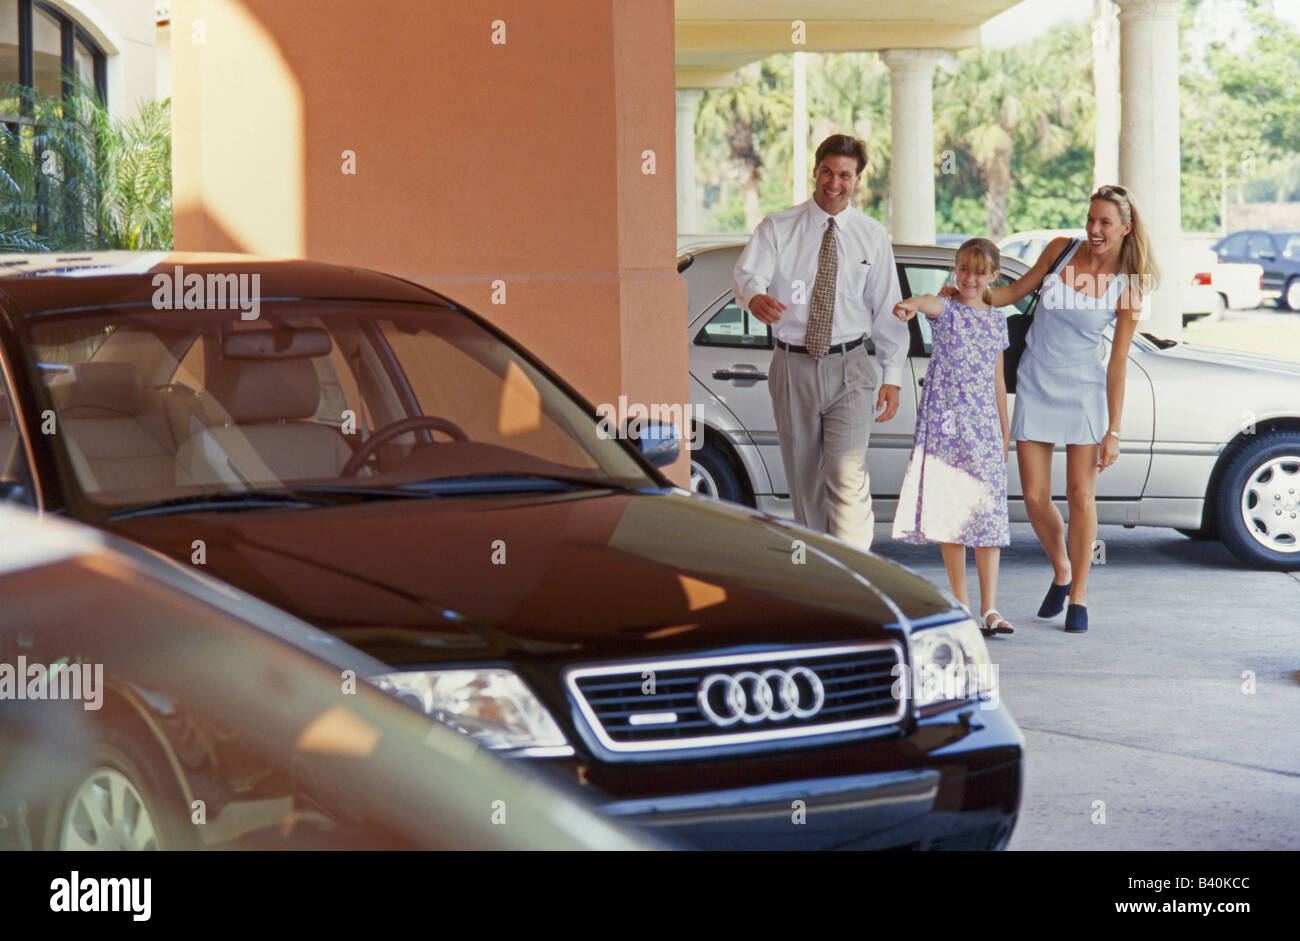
left=205, top=346, right=321, bottom=423
left=51, top=361, right=145, bottom=417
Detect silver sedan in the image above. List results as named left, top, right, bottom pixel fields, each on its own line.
left=681, top=241, right=1300, bottom=571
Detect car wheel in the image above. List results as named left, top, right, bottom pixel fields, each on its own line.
left=43, top=732, right=196, bottom=851
left=690, top=440, right=746, bottom=505
left=1216, top=431, right=1300, bottom=570
left=1285, top=278, right=1300, bottom=312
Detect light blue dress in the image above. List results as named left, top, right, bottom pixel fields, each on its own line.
left=1010, top=241, right=1125, bottom=445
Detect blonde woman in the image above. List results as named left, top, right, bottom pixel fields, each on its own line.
left=948, top=186, right=1159, bottom=633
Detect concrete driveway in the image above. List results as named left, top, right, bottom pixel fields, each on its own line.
left=876, top=521, right=1300, bottom=850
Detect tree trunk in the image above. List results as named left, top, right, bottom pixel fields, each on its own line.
left=982, top=145, right=1014, bottom=240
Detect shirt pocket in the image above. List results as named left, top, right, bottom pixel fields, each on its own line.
left=839, top=262, right=871, bottom=300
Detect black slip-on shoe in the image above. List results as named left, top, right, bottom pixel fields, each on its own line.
left=1037, top=579, right=1071, bottom=618
left=1064, top=603, right=1089, bottom=633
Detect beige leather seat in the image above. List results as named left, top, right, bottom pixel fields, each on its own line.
left=174, top=351, right=353, bottom=487
left=52, top=362, right=178, bottom=494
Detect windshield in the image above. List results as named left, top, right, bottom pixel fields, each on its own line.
left=22, top=301, right=655, bottom=515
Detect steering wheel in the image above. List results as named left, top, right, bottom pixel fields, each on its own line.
left=340, top=416, right=470, bottom=477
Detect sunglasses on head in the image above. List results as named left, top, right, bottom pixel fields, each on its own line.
left=1096, top=185, right=1128, bottom=198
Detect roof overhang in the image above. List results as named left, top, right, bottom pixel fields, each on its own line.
left=675, top=0, right=1021, bottom=87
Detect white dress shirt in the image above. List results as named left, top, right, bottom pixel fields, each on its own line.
left=732, top=199, right=909, bottom=389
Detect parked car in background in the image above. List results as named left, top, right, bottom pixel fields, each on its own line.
left=0, top=252, right=1024, bottom=851
left=1212, top=229, right=1300, bottom=309
left=0, top=506, right=650, bottom=850
left=1184, top=232, right=1264, bottom=311
left=997, top=228, right=1258, bottom=323
left=681, top=240, right=1300, bottom=571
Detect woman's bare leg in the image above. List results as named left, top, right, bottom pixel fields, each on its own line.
left=1016, top=440, right=1070, bottom=584
left=1064, top=444, right=1101, bottom=605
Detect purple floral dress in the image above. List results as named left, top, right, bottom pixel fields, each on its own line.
left=891, top=296, right=1010, bottom=548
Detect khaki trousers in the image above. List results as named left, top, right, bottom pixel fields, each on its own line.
left=768, top=343, right=878, bottom=551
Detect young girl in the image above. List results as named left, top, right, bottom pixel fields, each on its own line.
left=892, top=238, right=1013, bottom=637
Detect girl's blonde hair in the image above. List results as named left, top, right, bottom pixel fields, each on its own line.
left=1091, top=185, right=1162, bottom=292
left=955, top=238, right=1001, bottom=305
left=955, top=237, right=1000, bottom=276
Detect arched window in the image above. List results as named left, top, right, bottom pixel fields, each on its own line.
left=1, top=0, right=106, bottom=105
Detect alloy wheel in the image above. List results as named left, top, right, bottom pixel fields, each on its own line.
left=1239, top=455, right=1300, bottom=554
left=59, top=767, right=160, bottom=851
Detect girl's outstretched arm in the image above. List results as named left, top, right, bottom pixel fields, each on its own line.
left=893, top=294, right=945, bottom=321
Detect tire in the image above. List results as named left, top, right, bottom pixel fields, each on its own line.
left=42, top=728, right=197, bottom=851
left=1285, top=278, right=1300, bottom=313
left=689, top=439, right=747, bottom=505
left=1215, top=430, right=1300, bottom=570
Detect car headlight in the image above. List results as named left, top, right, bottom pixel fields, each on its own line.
left=370, top=668, right=571, bottom=756
left=907, top=618, right=999, bottom=709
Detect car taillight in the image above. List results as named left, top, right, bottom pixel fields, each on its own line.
left=1193, top=272, right=1212, bottom=286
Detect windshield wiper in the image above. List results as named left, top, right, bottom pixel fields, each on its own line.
left=396, top=473, right=623, bottom=495
left=104, top=489, right=340, bottom=520
left=104, top=485, right=448, bottom=520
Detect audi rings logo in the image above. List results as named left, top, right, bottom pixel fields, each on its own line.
left=697, top=667, right=826, bottom=726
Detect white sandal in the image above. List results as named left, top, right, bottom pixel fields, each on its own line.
left=981, top=609, right=1014, bottom=636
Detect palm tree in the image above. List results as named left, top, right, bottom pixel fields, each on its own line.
left=696, top=58, right=792, bottom=230
left=934, top=23, right=1092, bottom=238
left=807, top=52, right=891, bottom=213
left=0, top=80, right=171, bottom=252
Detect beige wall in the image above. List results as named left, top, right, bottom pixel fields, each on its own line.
left=43, top=0, right=164, bottom=117
left=170, top=0, right=689, bottom=484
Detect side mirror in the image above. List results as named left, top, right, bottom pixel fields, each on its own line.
left=1259, top=251, right=1276, bottom=262
left=628, top=420, right=681, bottom=468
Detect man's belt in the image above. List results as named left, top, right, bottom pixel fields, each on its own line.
left=775, top=336, right=865, bottom=355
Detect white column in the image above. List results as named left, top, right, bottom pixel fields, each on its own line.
left=675, top=88, right=704, bottom=236
left=1117, top=0, right=1182, bottom=336
left=1093, top=0, right=1120, bottom=189
left=881, top=49, right=943, bottom=245
left=793, top=51, right=808, bottom=204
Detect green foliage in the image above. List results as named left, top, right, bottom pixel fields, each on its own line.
left=0, top=81, right=172, bottom=253
left=693, top=1, right=1300, bottom=240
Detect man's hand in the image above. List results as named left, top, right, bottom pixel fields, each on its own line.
left=749, top=294, right=787, bottom=325
left=937, top=284, right=959, bottom=300
left=875, top=384, right=899, bottom=422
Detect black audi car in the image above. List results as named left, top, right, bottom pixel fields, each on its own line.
left=0, top=252, right=1022, bottom=850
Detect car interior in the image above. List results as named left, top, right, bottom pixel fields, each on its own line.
left=21, top=305, right=642, bottom=509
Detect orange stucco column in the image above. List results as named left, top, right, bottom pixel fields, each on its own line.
left=171, top=0, right=689, bottom=485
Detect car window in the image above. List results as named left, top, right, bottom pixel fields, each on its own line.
left=22, top=302, right=653, bottom=514
left=1220, top=233, right=1247, bottom=256
left=1282, top=235, right=1300, bottom=260
left=1001, top=240, right=1028, bottom=260
left=0, top=379, right=37, bottom=507
left=1246, top=234, right=1274, bottom=260
left=902, top=265, right=1030, bottom=356
left=695, top=299, right=772, bottom=349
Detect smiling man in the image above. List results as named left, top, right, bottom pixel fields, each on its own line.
left=731, top=134, right=908, bottom=551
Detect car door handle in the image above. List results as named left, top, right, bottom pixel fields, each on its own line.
left=714, top=368, right=768, bottom=383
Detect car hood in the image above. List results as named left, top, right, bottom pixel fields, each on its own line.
left=104, top=489, right=954, bottom=666
left=1145, top=341, right=1300, bottom=378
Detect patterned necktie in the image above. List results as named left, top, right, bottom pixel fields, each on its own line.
left=805, top=217, right=837, bottom=358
